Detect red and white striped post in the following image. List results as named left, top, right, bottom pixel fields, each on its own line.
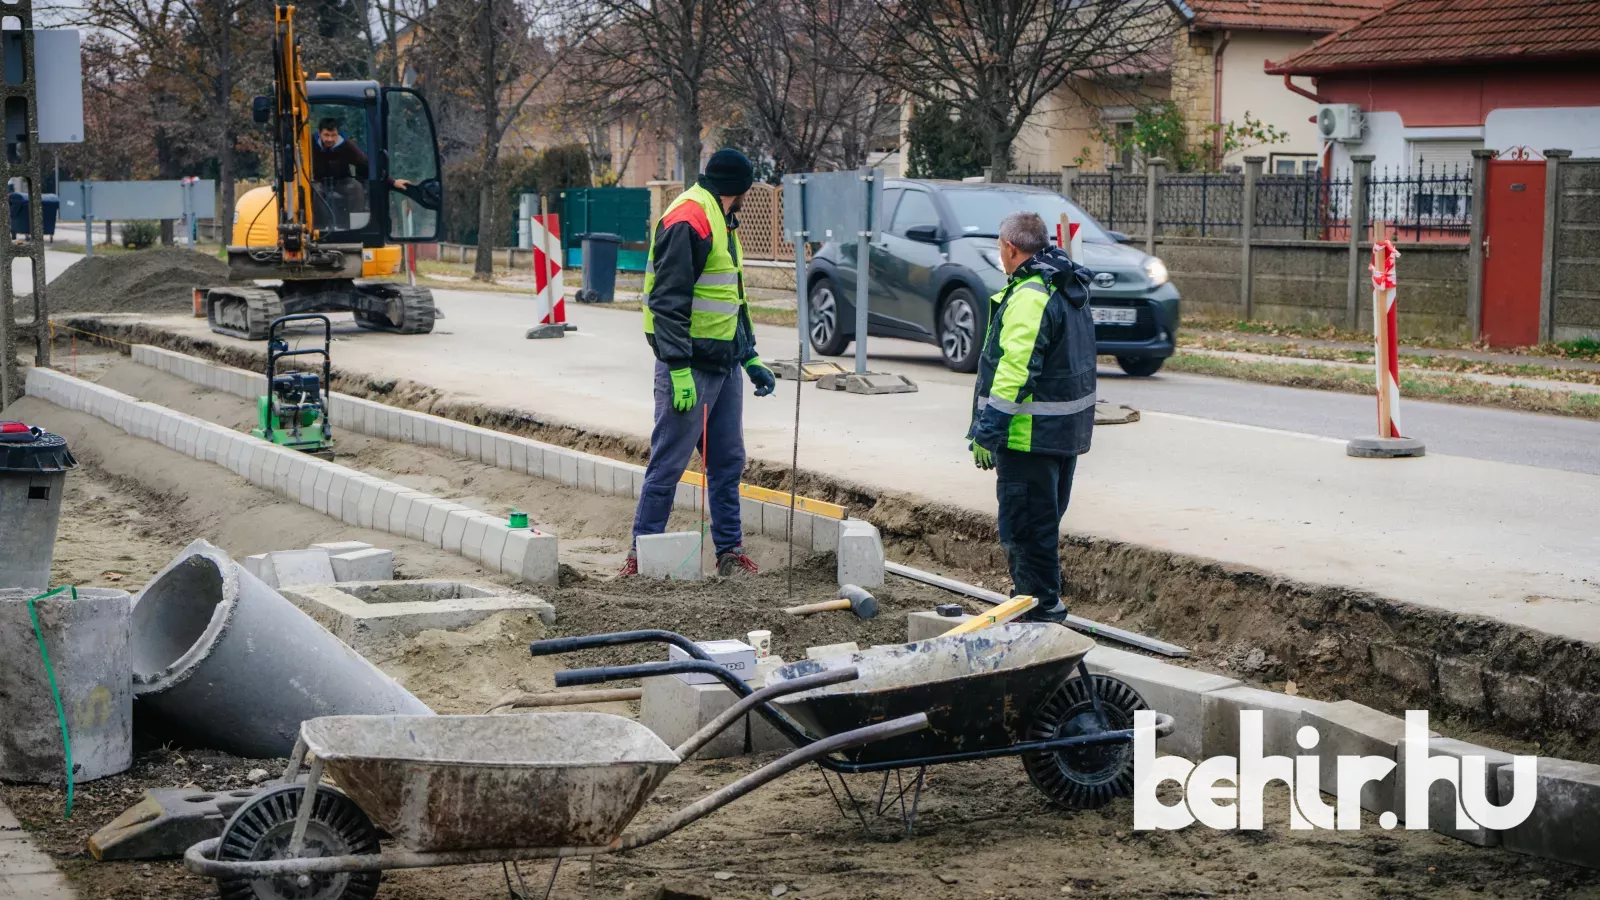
left=1348, top=224, right=1425, bottom=458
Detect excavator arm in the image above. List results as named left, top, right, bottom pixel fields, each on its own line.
left=272, top=3, right=316, bottom=257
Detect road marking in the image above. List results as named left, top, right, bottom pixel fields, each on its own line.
left=1137, top=409, right=1350, bottom=445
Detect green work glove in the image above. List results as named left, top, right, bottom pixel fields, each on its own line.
left=971, top=442, right=994, bottom=470
left=668, top=367, right=697, bottom=412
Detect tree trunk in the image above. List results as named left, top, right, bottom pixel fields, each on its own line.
left=472, top=0, right=499, bottom=281
left=676, top=94, right=701, bottom=190
left=218, top=6, right=236, bottom=246
left=989, top=139, right=1010, bottom=183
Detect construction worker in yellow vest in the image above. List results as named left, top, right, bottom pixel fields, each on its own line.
left=620, top=149, right=776, bottom=577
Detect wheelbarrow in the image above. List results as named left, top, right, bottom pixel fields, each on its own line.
left=182, top=665, right=926, bottom=900
left=533, top=623, right=1174, bottom=835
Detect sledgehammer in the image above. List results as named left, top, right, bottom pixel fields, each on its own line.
left=785, top=585, right=879, bottom=620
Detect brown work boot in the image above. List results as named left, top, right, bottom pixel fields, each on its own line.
left=616, top=550, right=639, bottom=578
left=716, top=548, right=759, bottom=577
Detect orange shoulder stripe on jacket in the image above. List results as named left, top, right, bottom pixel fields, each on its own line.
left=661, top=202, right=711, bottom=239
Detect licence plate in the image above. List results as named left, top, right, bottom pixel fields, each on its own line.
left=1092, top=307, right=1138, bottom=325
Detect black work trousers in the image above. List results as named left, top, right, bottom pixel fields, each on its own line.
left=994, top=447, right=1078, bottom=608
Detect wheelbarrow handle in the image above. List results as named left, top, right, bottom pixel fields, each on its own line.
left=615, top=712, right=930, bottom=852
left=556, top=659, right=817, bottom=747
left=673, top=666, right=859, bottom=759
left=530, top=630, right=713, bottom=661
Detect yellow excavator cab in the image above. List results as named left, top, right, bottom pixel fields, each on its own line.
left=232, top=187, right=404, bottom=279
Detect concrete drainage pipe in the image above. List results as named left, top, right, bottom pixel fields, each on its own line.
left=130, top=540, right=433, bottom=757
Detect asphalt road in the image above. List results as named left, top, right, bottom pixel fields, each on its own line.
left=820, top=337, right=1600, bottom=476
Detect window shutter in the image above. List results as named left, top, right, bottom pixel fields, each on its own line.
left=1409, top=140, right=1481, bottom=177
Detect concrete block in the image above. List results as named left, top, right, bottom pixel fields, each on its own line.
left=592, top=461, right=617, bottom=496
left=272, top=453, right=296, bottom=496
left=312, top=541, right=373, bottom=555
left=450, top=423, right=469, bottom=456
left=577, top=456, right=596, bottom=492
left=248, top=446, right=274, bottom=486
left=1202, top=686, right=1335, bottom=760
left=807, top=642, right=860, bottom=661
left=175, top=421, right=199, bottom=457
left=509, top=439, right=529, bottom=475
left=405, top=497, right=440, bottom=541
left=637, top=531, right=702, bottom=580
left=461, top=515, right=493, bottom=563
left=242, top=554, right=273, bottom=587
left=423, top=502, right=463, bottom=546
left=442, top=508, right=476, bottom=552
left=205, top=427, right=229, bottom=464
left=388, top=492, right=427, bottom=536
left=311, top=468, right=336, bottom=513
left=340, top=478, right=371, bottom=525
left=559, top=451, right=579, bottom=487
left=616, top=464, right=643, bottom=498
left=632, top=468, right=645, bottom=499
left=673, top=480, right=700, bottom=512
left=640, top=657, right=793, bottom=759
left=812, top=515, right=842, bottom=554
left=1094, top=658, right=1240, bottom=762
left=398, top=411, right=417, bottom=443
left=479, top=523, right=511, bottom=571
left=463, top=428, right=482, bottom=462
left=264, top=549, right=336, bottom=586
left=280, top=580, right=555, bottom=657
left=762, top=502, right=812, bottom=548
left=1302, top=701, right=1431, bottom=816
left=494, top=435, right=513, bottom=470
left=739, top=496, right=763, bottom=535
left=503, top=530, right=559, bottom=585
left=908, top=610, right=972, bottom=642
left=1082, top=645, right=1156, bottom=674
left=330, top=548, right=394, bottom=582
left=320, top=471, right=349, bottom=516
left=1498, top=758, right=1600, bottom=869
left=1395, top=737, right=1516, bottom=846
left=836, top=519, right=884, bottom=588
left=372, top=488, right=401, bottom=537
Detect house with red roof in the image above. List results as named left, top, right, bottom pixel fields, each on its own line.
left=1266, top=0, right=1600, bottom=174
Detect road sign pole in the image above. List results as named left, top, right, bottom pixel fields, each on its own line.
left=853, top=168, right=872, bottom=375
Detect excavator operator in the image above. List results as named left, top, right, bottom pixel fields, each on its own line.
left=312, top=117, right=410, bottom=230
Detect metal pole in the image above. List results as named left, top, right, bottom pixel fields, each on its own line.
left=83, top=180, right=93, bottom=258
left=853, top=168, right=872, bottom=375
left=792, top=177, right=810, bottom=364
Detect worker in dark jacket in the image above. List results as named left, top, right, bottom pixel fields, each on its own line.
left=967, top=211, right=1096, bottom=623
left=621, top=148, right=776, bottom=577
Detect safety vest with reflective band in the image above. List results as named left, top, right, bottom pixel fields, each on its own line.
left=970, top=267, right=1097, bottom=456
left=642, top=184, right=747, bottom=356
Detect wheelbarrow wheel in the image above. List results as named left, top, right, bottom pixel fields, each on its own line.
left=215, top=782, right=382, bottom=900
left=1021, top=674, right=1148, bottom=810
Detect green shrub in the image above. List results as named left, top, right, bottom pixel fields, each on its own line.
left=120, top=220, right=159, bottom=249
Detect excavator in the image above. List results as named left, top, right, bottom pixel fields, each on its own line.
left=205, top=4, right=443, bottom=340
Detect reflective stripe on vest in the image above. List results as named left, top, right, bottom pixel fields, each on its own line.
left=978, top=394, right=1097, bottom=416
left=1014, top=281, right=1048, bottom=295
left=642, top=184, right=746, bottom=343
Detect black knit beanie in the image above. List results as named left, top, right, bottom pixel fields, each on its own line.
left=701, top=149, right=755, bottom=196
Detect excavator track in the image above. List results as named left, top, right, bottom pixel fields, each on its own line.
left=352, top=282, right=437, bottom=334
left=206, top=286, right=287, bottom=341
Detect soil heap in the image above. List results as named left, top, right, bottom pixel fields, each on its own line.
left=35, top=248, right=233, bottom=315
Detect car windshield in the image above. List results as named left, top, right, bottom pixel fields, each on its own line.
left=941, top=189, right=1115, bottom=244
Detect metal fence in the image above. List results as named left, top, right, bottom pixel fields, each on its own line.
left=1253, top=172, right=1351, bottom=240
left=1157, top=172, right=1243, bottom=238
left=1070, top=173, right=1147, bottom=234
left=1363, top=165, right=1473, bottom=241
left=1005, top=170, right=1065, bottom=189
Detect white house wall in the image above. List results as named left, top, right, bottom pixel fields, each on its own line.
left=1484, top=107, right=1600, bottom=158
left=1219, top=32, right=1325, bottom=169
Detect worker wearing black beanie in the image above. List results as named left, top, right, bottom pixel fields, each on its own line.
left=624, top=148, right=775, bottom=579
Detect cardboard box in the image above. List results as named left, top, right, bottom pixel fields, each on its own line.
left=668, top=640, right=759, bottom=685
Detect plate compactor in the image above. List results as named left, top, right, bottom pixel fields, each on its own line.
left=253, top=315, right=334, bottom=457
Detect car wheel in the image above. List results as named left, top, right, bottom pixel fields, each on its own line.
left=808, top=277, right=851, bottom=357
left=1116, top=356, right=1165, bottom=377
left=938, top=287, right=985, bottom=373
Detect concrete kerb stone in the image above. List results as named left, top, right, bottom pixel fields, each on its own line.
left=640, top=657, right=792, bottom=760
left=406, top=497, right=442, bottom=541
left=279, top=580, right=554, bottom=657
left=330, top=548, right=394, bottom=582
left=311, top=468, right=336, bottom=514
left=1091, top=655, right=1241, bottom=762
left=424, top=502, right=465, bottom=547
left=262, top=548, right=336, bottom=587
left=907, top=610, right=973, bottom=642
left=1498, top=758, right=1600, bottom=868
left=837, top=519, right=885, bottom=588
left=509, top=439, right=530, bottom=475
left=637, top=531, right=702, bottom=580
left=450, top=423, right=469, bottom=457
left=463, top=428, right=482, bottom=463
left=389, top=492, right=427, bottom=536
left=461, top=515, right=494, bottom=564
left=673, top=480, right=699, bottom=512
left=1395, top=736, right=1517, bottom=847
left=1300, top=700, right=1431, bottom=817
left=479, top=523, right=511, bottom=572
left=739, top=497, right=762, bottom=537
left=505, top=530, right=559, bottom=585
left=442, top=508, right=476, bottom=552
left=1201, top=686, right=1336, bottom=760
left=812, top=515, right=842, bottom=554
left=577, top=456, right=596, bottom=492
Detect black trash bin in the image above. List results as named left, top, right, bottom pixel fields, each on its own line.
left=8, top=192, right=59, bottom=238
left=575, top=232, right=623, bottom=303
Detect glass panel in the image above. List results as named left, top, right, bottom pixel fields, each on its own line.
left=889, top=190, right=938, bottom=236
left=385, top=88, right=441, bottom=242
left=309, top=102, right=371, bottom=232
left=942, top=189, right=1114, bottom=244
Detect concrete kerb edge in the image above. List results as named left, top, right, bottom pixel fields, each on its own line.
left=125, top=343, right=833, bottom=557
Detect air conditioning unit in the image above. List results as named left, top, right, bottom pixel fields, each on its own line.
left=1317, top=104, right=1364, bottom=142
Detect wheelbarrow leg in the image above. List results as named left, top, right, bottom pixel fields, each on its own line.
left=287, top=755, right=326, bottom=857
left=818, top=767, right=878, bottom=839
left=903, top=767, right=927, bottom=838
left=1079, top=660, right=1110, bottom=729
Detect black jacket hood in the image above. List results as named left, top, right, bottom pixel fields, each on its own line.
left=1014, top=245, right=1090, bottom=308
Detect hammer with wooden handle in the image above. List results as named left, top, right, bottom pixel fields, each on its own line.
left=784, top=584, right=879, bottom=620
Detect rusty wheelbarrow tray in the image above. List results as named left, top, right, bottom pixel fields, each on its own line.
left=183, top=665, right=926, bottom=893
left=533, top=624, right=1174, bottom=831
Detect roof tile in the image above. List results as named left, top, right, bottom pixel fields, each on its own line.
left=1189, top=0, right=1387, bottom=33
left=1267, top=0, right=1600, bottom=73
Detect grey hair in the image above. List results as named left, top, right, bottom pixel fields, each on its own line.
left=999, top=211, right=1048, bottom=255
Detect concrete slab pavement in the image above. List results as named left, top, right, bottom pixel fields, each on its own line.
left=125, top=291, right=1600, bottom=644
left=0, top=797, right=75, bottom=899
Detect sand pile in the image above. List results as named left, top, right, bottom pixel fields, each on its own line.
left=37, top=248, right=233, bottom=315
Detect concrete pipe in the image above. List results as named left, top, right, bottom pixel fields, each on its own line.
left=0, top=587, right=132, bottom=783
left=130, top=540, right=432, bottom=758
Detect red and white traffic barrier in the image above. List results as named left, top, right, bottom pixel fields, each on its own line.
left=1347, top=226, right=1425, bottom=458
left=530, top=212, right=566, bottom=328
left=1056, top=215, right=1083, bottom=263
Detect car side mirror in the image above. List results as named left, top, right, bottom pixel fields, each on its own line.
left=904, top=224, right=940, bottom=244
left=252, top=96, right=271, bottom=125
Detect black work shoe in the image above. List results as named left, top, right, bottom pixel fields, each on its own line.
left=1026, top=600, right=1069, bottom=625
left=716, top=548, right=760, bottom=577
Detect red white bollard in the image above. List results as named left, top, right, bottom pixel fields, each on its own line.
left=1347, top=227, right=1425, bottom=459
left=526, top=211, right=568, bottom=339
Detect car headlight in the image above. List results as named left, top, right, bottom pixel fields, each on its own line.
left=1144, top=257, right=1169, bottom=287
left=979, top=248, right=1003, bottom=270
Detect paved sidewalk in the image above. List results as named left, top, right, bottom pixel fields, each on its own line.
left=0, top=798, right=75, bottom=900
left=1188, top=329, right=1600, bottom=374
left=118, top=292, right=1600, bottom=645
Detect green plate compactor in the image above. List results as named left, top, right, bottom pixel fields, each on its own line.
left=252, top=314, right=334, bottom=457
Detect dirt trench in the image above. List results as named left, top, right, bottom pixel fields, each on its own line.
left=55, top=319, right=1600, bottom=758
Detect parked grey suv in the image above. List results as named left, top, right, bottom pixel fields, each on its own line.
left=805, top=180, right=1179, bottom=375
